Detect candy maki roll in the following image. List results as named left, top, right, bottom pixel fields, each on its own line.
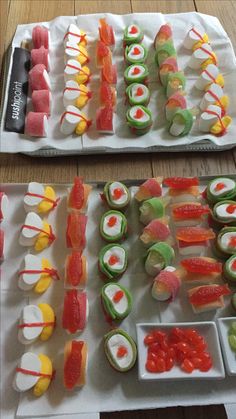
left=67, top=176, right=92, bottom=212
left=154, top=23, right=173, bottom=49
left=126, top=83, right=150, bottom=107
left=135, top=177, right=162, bottom=201
left=25, top=112, right=48, bottom=138
left=125, top=44, right=148, bottom=65
left=102, top=181, right=130, bottom=210
left=64, top=340, right=87, bottom=390
left=224, top=255, right=236, bottom=283
left=163, top=176, right=200, bottom=203
left=180, top=257, right=222, bottom=283
left=139, top=197, right=169, bottom=225
left=123, top=24, right=144, bottom=46
left=165, top=93, right=187, bottom=122
left=32, top=25, right=49, bottom=49
left=216, top=227, right=236, bottom=257
left=159, top=57, right=178, bottom=86
left=62, top=289, right=88, bottom=334
left=104, top=329, right=137, bottom=372
left=101, top=283, right=132, bottom=321
left=126, top=105, right=152, bottom=136
left=171, top=202, right=210, bottom=226
left=212, top=201, right=236, bottom=225
left=24, top=182, right=59, bottom=214
left=124, top=64, right=149, bottom=85
left=152, top=266, right=181, bottom=302
left=100, top=210, right=127, bottom=242
left=166, top=71, right=186, bottom=98
left=144, top=242, right=175, bottom=276
left=206, top=177, right=236, bottom=203
left=169, top=109, right=194, bottom=137
left=188, top=284, right=231, bottom=313
left=140, top=217, right=173, bottom=247
left=18, top=303, right=56, bottom=345
left=155, top=42, right=177, bottom=67
left=29, top=64, right=50, bottom=91
left=98, top=243, right=128, bottom=281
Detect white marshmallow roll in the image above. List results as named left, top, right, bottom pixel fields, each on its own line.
left=183, top=27, right=207, bottom=50
left=13, top=352, right=41, bottom=392
left=60, top=105, right=83, bottom=135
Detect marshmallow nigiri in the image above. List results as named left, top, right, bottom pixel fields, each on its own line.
left=64, top=60, right=91, bottom=85
left=18, top=254, right=59, bottom=293
left=60, top=105, right=92, bottom=136
left=24, top=182, right=58, bottom=214
left=64, top=42, right=89, bottom=65
left=188, top=43, right=217, bottom=70
left=199, top=105, right=231, bottom=136
left=18, top=303, right=55, bottom=344
left=63, top=80, right=91, bottom=109
left=19, top=212, right=55, bottom=252
left=200, top=83, right=229, bottom=114
left=63, top=23, right=87, bottom=47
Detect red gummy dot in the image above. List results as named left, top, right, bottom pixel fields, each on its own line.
left=152, top=330, right=167, bottom=343
left=108, top=255, right=119, bottom=266
left=156, top=349, right=166, bottom=359
left=129, top=26, right=138, bottom=34
left=136, top=87, right=144, bottom=96
left=230, top=237, right=236, bottom=247
left=226, top=204, right=236, bottom=214
left=146, top=360, right=158, bottom=372
left=134, top=108, right=144, bottom=119
left=156, top=358, right=166, bottom=373
left=132, top=67, right=140, bottom=75
left=147, top=352, right=158, bottom=362
left=144, top=334, right=156, bottom=346
left=112, top=290, right=124, bottom=303
left=165, top=357, right=174, bottom=371
left=181, top=358, right=195, bottom=373
left=107, top=216, right=117, bottom=227
left=132, top=46, right=141, bottom=55
left=199, top=358, right=212, bottom=372
left=191, top=357, right=202, bottom=369
left=148, top=342, right=160, bottom=353
left=117, top=345, right=128, bottom=358
left=176, top=342, right=191, bottom=354
left=112, top=188, right=124, bottom=200
left=214, top=182, right=225, bottom=191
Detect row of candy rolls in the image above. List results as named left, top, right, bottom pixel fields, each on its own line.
left=184, top=27, right=232, bottom=135
left=25, top=26, right=51, bottom=137
left=0, top=191, right=9, bottom=261
left=96, top=18, right=117, bottom=134
left=123, top=25, right=153, bottom=135
left=134, top=178, right=181, bottom=303
left=163, top=176, right=232, bottom=315
left=154, top=24, right=195, bottom=137
left=62, top=177, right=92, bottom=390
left=60, top=24, right=92, bottom=136
left=98, top=182, right=137, bottom=373
left=14, top=183, right=60, bottom=397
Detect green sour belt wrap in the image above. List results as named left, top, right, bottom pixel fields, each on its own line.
left=145, top=242, right=175, bottom=276
left=224, top=255, right=236, bottom=283
left=101, top=282, right=132, bottom=320
left=169, top=109, right=194, bottom=137
left=166, top=72, right=186, bottom=98
left=140, top=197, right=165, bottom=224
left=207, top=178, right=236, bottom=203
left=213, top=200, right=236, bottom=225
left=126, top=83, right=150, bottom=106
left=123, top=25, right=144, bottom=46
left=125, top=44, right=148, bottom=64
left=155, top=41, right=177, bottom=67
left=216, top=226, right=236, bottom=256
left=98, top=243, right=128, bottom=281
left=124, top=64, right=149, bottom=85
left=100, top=210, right=128, bottom=242
left=103, top=181, right=130, bottom=209
left=126, top=105, right=153, bottom=136
left=104, top=328, right=137, bottom=372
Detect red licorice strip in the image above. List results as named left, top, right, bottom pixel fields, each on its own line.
left=203, top=68, right=216, bottom=83
left=16, top=367, right=53, bottom=379
left=199, top=46, right=217, bottom=65
left=24, top=192, right=60, bottom=209
left=207, top=89, right=224, bottom=110
left=63, top=87, right=92, bottom=98
left=204, top=109, right=226, bottom=135
left=21, top=224, right=55, bottom=244
left=18, top=267, right=60, bottom=280
left=192, top=27, right=205, bottom=41
left=65, top=63, right=90, bottom=78
left=18, top=321, right=55, bottom=328
left=64, top=31, right=87, bottom=42
left=66, top=46, right=89, bottom=61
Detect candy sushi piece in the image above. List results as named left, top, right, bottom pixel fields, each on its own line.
left=98, top=243, right=128, bottom=281
left=140, top=217, right=172, bottom=247
left=180, top=257, right=222, bottom=283
left=126, top=105, right=153, bottom=136
left=104, top=329, right=137, bottom=372
left=100, top=210, right=127, bottom=242
left=188, top=284, right=231, bottom=313
left=152, top=266, right=181, bottom=301
left=96, top=106, right=114, bottom=134
left=29, top=64, right=50, bottom=91
left=124, top=63, right=149, bottom=85
left=32, top=90, right=51, bottom=114
left=100, top=81, right=117, bottom=108
left=101, top=283, right=132, bottom=321
left=139, top=197, right=170, bottom=225
left=64, top=60, right=91, bottom=85
left=126, top=83, right=150, bottom=107
left=169, top=109, right=194, bottom=137
left=65, top=251, right=87, bottom=289
left=165, top=93, right=187, bottom=122
left=155, top=41, right=177, bottom=67
left=19, top=212, right=55, bottom=252
left=154, top=24, right=173, bottom=49
left=188, top=43, right=217, bottom=70
left=60, top=105, right=91, bottom=136
left=102, top=181, right=130, bottom=210
left=123, top=24, right=143, bottom=46
left=25, top=112, right=48, bottom=137
left=176, top=226, right=215, bottom=256
left=96, top=40, right=110, bottom=68
left=199, top=105, right=222, bottom=133
left=63, top=23, right=87, bottom=47
left=212, top=200, right=236, bottom=225
left=13, top=352, right=53, bottom=396
left=24, top=182, right=59, bottom=214
left=171, top=202, right=210, bottom=226
left=159, top=57, right=178, bottom=86
left=200, top=83, right=229, bottom=114
left=18, top=254, right=59, bottom=293
left=125, top=44, right=148, bottom=65
left=64, top=42, right=89, bottom=65
left=18, top=303, right=55, bottom=345
left=66, top=212, right=87, bottom=251
left=63, top=80, right=91, bottom=109
left=67, top=176, right=92, bottom=212
left=31, top=46, right=49, bottom=71
left=166, top=71, right=186, bottom=98
left=0, top=229, right=4, bottom=261
left=99, top=18, right=115, bottom=47
left=206, top=178, right=236, bottom=203
left=32, top=25, right=49, bottom=49
left=101, top=55, right=117, bottom=85
left=0, top=192, right=8, bottom=222
left=223, top=254, right=236, bottom=283
left=164, top=177, right=200, bottom=203
left=64, top=340, right=87, bottom=390
left=216, top=226, right=236, bottom=256
left=144, top=242, right=175, bottom=276
left=135, top=177, right=162, bottom=201
left=195, top=64, right=224, bottom=91
left=62, top=289, right=88, bottom=334
left=183, top=27, right=209, bottom=50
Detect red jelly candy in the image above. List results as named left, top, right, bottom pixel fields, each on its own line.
left=146, top=360, right=158, bottom=373
left=156, top=358, right=166, bottom=373
left=112, top=188, right=123, bottom=200
left=130, top=26, right=138, bottom=34
left=136, top=87, right=144, bottom=96
left=132, top=46, right=141, bottom=55
left=108, top=255, right=119, bottom=266
left=107, top=216, right=117, bottom=227
left=144, top=334, right=156, bottom=346
left=165, top=357, right=174, bottom=371
left=117, top=345, right=128, bottom=358
left=181, top=358, right=195, bottom=373
left=134, top=108, right=144, bottom=119
left=132, top=67, right=140, bottom=75
left=113, top=290, right=124, bottom=303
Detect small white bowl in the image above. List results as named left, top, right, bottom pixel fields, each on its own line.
left=136, top=322, right=225, bottom=380
left=217, top=317, right=236, bottom=376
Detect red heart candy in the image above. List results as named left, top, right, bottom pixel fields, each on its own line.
left=132, top=46, right=141, bottom=55
left=129, top=26, right=138, bottom=34
left=134, top=108, right=144, bottom=119
left=132, top=67, right=140, bottom=75
left=136, top=87, right=144, bottom=96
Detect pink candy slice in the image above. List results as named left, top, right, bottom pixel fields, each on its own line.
left=25, top=112, right=48, bottom=137
left=29, top=64, right=50, bottom=91
left=32, top=25, right=49, bottom=49
left=32, top=90, right=51, bottom=115
left=31, top=46, right=49, bottom=71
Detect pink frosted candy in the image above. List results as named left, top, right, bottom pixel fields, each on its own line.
left=160, top=57, right=178, bottom=72
left=0, top=229, right=4, bottom=260
left=32, top=25, right=49, bottom=49
left=32, top=90, right=51, bottom=114
left=166, top=92, right=187, bottom=109
left=31, top=46, right=49, bottom=70
left=25, top=112, right=48, bottom=137
left=29, top=64, right=50, bottom=91
left=141, top=178, right=162, bottom=197
left=154, top=269, right=180, bottom=301
left=157, top=24, right=172, bottom=39
left=144, top=219, right=170, bottom=241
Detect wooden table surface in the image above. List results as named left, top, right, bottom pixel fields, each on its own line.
left=1, top=0, right=236, bottom=418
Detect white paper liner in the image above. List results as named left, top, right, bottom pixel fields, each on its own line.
left=1, top=12, right=236, bottom=153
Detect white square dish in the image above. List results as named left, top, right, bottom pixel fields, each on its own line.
left=136, top=322, right=225, bottom=381
left=217, top=317, right=236, bottom=376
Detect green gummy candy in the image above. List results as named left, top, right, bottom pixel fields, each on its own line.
left=170, top=109, right=194, bottom=137
left=228, top=334, right=236, bottom=352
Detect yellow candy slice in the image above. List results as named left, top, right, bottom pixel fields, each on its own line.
left=34, top=258, right=53, bottom=294
left=210, top=115, right=232, bottom=135
left=33, top=354, right=53, bottom=397
left=75, top=84, right=90, bottom=109
left=75, top=66, right=90, bottom=85
left=75, top=118, right=88, bottom=135
left=192, top=34, right=209, bottom=51
left=37, top=186, right=56, bottom=214
left=38, top=303, right=55, bottom=341
left=76, top=45, right=89, bottom=65
left=34, top=221, right=52, bottom=252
